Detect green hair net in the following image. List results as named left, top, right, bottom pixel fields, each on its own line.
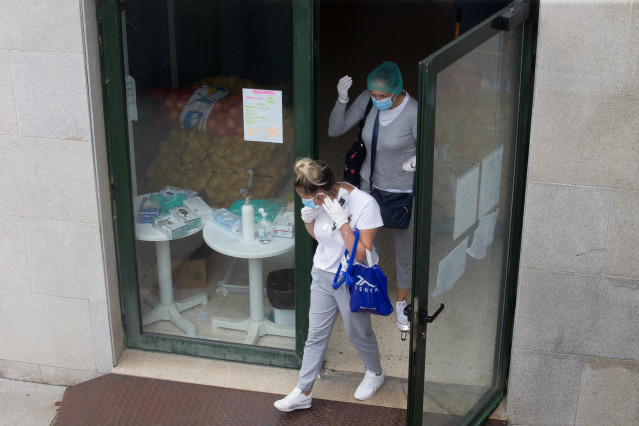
left=367, top=61, right=403, bottom=95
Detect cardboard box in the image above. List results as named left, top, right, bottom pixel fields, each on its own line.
left=172, top=259, right=207, bottom=288
left=137, top=196, right=159, bottom=223
left=170, top=205, right=201, bottom=230
left=272, top=211, right=294, bottom=239
left=153, top=213, right=187, bottom=239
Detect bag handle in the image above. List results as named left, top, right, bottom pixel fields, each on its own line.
left=365, top=248, right=374, bottom=267
left=332, top=228, right=360, bottom=289
left=358, top=99, right=374, bottom=133
left=369, top=111, right=380, bottom=192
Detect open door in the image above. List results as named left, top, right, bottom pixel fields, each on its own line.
left=408, top=2, right=535, bottom=425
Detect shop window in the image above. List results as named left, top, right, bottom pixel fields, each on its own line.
left=123, top=0, right=296, bottom=349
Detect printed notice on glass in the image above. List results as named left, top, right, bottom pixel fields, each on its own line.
left=242, top=89, right=283, bottom=143
left=453, top=164, right=480, bottom=240
left=478, top=145, right=503, bottom=218
left=467, top=209, right=499, bottom=260
left=433, top=237, right=469, bottom=297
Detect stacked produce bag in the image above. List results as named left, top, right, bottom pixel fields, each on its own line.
left=146, top=75, right=260, bottom=136
left=144, top=75, right=294, bottom=208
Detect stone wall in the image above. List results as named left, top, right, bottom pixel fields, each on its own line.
left=508, top=1, right=639, bottom=424
left=1, top=1, right=637, bottom=422
left=0, top=0, right=122, bottom=385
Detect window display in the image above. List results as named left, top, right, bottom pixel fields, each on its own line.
left=123, top=0, right=295, bottom=349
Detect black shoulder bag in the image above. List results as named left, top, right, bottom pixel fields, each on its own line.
left=369, top=111, right=414, bottom=229
left=343, top=99, right=374, bottom=187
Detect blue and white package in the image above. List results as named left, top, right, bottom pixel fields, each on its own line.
left=211, top=208, right=241, bottom=234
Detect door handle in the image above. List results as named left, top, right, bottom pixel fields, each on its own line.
left=424, top=303, right=445, bottom=323
left=403, top=302, right=445, bottom=347
left=403, top=302, right=445, bottom=325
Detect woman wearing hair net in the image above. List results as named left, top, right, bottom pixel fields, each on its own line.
left=328, top=61, right=417, bottom=332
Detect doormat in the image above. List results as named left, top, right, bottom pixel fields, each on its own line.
left=53, top=373, right=407, bottom=425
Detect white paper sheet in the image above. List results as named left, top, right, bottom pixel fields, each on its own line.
left=242, top=89, right=283, bottom=143
left=453, top=164, right=480, bottom=240
left=433, top=237, right=469, bottom=297
left=478, top=145, right=503, bottom=218
left=467, top=209, right=499, bottom=259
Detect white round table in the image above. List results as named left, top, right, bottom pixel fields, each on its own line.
left=202, top=220, right=295, bottom=344
left=134, top=195, right=208, bottom=337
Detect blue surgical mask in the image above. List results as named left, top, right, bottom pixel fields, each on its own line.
left=372, top=95, right=394, bottom=111
left=301, top=195, right=319, bottom=209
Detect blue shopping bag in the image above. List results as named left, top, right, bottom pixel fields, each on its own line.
left=333, top=229, right=394, bottom=316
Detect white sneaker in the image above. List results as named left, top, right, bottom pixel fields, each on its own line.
left=274, top=387, right=312, bottom=412
left=396, top=301, right=410, bottom=331
left=354, top=369, right=385, bottom=401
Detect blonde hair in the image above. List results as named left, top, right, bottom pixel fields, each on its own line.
left=294, top=157, right=335, bottom=194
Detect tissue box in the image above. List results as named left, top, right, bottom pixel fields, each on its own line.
left=272, top=211, right=294, bottom=239
left=153, top=213, right=187, bottom=239
left=170, top=205, right=201, bottom=230
left=184, top=196, right=212, bottom=221
left=160, top=185, right=199, bottom=199
left=137, top=196, right=159, bottom=223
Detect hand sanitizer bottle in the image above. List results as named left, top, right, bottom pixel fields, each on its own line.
left=242, top=197, right=255, bottom=241
left=257, top=208, right=272, bottom=244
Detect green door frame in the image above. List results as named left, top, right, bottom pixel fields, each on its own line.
left=96, top=0, right=317, bottom=368
left=407, top=1, right=538, bottom=424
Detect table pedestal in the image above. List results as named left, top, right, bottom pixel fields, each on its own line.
left=143, top=240, right=208, bottom=337
left=211, top=257, right=294, bottom=344
left=215, top=258, right=266, bottom=296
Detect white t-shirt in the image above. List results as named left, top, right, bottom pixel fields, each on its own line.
left=312, top=184, right=384, bottom=273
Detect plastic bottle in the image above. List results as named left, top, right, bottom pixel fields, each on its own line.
left=241, top=197, right=255, bottom=241
left=257, top=207, right=272, bottom=244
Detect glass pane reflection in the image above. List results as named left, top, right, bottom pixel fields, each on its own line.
left=123, top=0, right=296, bottom=349
left=424, top=29, right=521, bottom=420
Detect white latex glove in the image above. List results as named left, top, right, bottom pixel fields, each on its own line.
left=300, top=206, right=320, bottom=223
left=402, top=155, right=417, bottom=172
left=337, top=75, right=352, bottom=103
left=322, top=197, right=348, bottom=228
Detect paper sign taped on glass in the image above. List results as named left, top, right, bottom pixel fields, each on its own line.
left=433, top=236, right=469, bottom=297
left=467, top=209, right=499, bottom=260
left=242, top=89, right=283, bottom=143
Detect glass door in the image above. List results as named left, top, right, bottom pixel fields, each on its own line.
left=408, top=2, right=534, bottom=424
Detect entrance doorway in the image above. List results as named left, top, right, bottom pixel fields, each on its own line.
left=317, top=1, right=535, bottom=424
left=317, top=0, right=515, bottom=392
left=99, top=0, right=535, bottom=424
left=317, top=0, right=457, bottom=385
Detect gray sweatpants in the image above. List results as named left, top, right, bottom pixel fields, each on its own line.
left=360, top=181, right=414, bottom=290
left=297, top=267, right=382, bottom=392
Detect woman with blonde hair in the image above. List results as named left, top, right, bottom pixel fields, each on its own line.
left=274, top=158, right=385, bottom=412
